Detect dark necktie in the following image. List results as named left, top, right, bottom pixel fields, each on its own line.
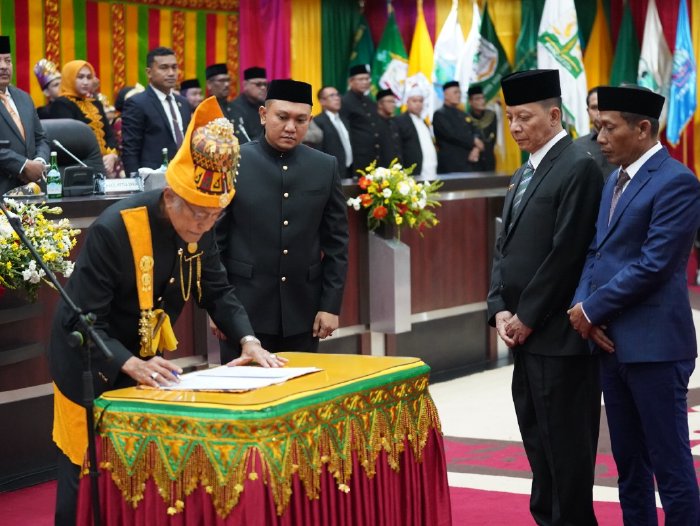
left=165, top=95, right=184, bottom=146
left=608, top=169, right=630, bottom=225
left=511, top=161, right=535, bottom=215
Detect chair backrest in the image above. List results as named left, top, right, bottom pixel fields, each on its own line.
left=40, top=119, right=106, bottom=175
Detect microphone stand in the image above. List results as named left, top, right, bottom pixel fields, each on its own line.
left=0, top=198, right=111, bottom=526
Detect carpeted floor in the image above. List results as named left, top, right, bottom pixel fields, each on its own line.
left=3, top=290, right=700, bottom=524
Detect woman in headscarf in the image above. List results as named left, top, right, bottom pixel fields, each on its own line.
left=49, top=60, right=120, bottom=178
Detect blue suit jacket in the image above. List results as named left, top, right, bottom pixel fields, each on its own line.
left=120, top=86, right=191, bottom=176
left=573, top=147, right=700, bottom=362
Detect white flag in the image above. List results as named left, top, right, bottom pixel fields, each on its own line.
left=432, top=1, right=464, bottom=110
left=455, top=0, right=481, bottom=104
left=637, top=0, right=672, bottom=128
left=537, top=0, right=589, bottom=136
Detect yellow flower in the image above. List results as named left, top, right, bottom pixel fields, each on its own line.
left=395, top=215, right=403, bottom=225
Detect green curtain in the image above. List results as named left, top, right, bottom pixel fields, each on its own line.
left=321, top=0, right=361, bottom=94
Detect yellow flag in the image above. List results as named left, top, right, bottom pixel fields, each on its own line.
left=407, top=3, right=434, bottom=79
left=583, top=0, right=613, bottom=89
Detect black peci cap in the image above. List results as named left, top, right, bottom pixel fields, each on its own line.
left=376, top=88, right=395, bottom=101
left=243, top=66, right=266, bottom=80
left=348, top=64, right=370, bottom=78
left=597, top=85, right=665, bottom=119
left=205, top=63, right=228, bottom=80
left=0, top=36, right=10, bottom=54
left=266, top=79, right=313, bottom=105
left=180, top=78, right=201, bottom=91
left=501, top=69, right=561, bottom=106
left=467, top=85, right=483, bottom=97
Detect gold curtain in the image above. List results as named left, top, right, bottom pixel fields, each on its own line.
left=291, top=0, right=322, bottom=108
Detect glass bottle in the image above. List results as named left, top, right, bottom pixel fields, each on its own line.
left=46, top=151, right=62, bottom=199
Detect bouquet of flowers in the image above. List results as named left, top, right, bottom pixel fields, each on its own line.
left=0, top=199, right=81, bottom=301
left=347, top=160, right=443, bottom=237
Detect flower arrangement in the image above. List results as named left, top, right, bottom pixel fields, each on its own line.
left=0, top=199, right=81, bottom=301
left=347, top=160, right=443, bottom=237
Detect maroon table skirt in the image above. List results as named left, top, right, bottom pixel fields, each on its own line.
left=77, top=428, right=452, bottom=525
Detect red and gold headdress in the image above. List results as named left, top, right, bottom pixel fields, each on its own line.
left=165, top=96, right=239, bottom=208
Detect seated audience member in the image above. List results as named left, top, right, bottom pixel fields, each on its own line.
left=33, top=58, right=61, bottom=119
left=308, top=85, right=353, bottom=177
left=395, top=86, right=437, bottom=178
left=574, top=87, right=617, bottom=181
left=466, top=85, right=497, bottom=171
left=180, top=78, right=203, bottom=112
left=49, top=60, right=119, bottom=178
left=433, top=80, right=483, bottom=174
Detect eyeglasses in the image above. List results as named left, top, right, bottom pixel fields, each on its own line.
left=249, top=81, right=267, bottom=88
left=180, top=198, right=224, bottom=223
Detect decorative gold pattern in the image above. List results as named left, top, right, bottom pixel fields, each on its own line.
left=226, top=14, right=239, bottom=98
left=108, top=0, right=239, bottom=12
left=66, top=96, right=117, bottom=156
left=94, top=374, right=440, bottom=518
left=44, top=0, right=60, bottom=65
left=172, top=11, right=186, bottom=85
left=178, top=248, right=202, bottom=302
left=111, top=4, right=127, bottom=94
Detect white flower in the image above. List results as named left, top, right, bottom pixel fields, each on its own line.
left=375, top=167, right=389, bottom=179
left=382, top=188, right=392, bottom=198
left=346, top=197, right=361, bottom=211
left=22, top=260, right=43, bottom=284
left=64, top=261, right=75, bottom=278
left=397, top=181, right=410, bottom=196
left=0, top=219, right=12, bottom=237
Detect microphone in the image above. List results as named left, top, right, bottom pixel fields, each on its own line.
left=237, top=117, right=251, bottom=142
left=52, top=139, right=88, bottom=168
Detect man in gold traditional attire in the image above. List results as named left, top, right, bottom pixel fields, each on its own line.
left=48, top=97, right=284, bottom=526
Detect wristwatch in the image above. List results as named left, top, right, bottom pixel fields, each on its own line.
left=239, top=335, right=261, bottom=347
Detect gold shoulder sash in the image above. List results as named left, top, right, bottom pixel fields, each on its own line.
left=120, top=206, right=177, bottom=357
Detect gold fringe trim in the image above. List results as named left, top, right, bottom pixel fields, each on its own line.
left=93, top=374, right=441, bottom=518
left=67, top=96, right=112, bottom=155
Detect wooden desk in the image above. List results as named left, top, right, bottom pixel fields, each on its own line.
left=76, top=353, right=451, bottom=525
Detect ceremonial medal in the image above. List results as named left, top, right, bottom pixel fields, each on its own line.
left=187, top=242, right=198, bottom=254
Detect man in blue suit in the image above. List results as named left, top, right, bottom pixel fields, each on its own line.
left=121, top=47, right=191, bottom=176
left=569, top=85, right=700, bottom=524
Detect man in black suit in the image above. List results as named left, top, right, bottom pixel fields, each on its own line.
left=121, top=47, right=191, bottom=176
left=341, top=64, right=385, bottom=174
left=307, top=85, right=353, bottom=177
left=205, top=63, right=249, bottom=145
left=215, top=79, right=349, bottom=361
left=394, top=87, right=437, bottom=177
left=376, top=88, right=402, bottom=167
left=574, top=87, right=616, bottom=181
left=433, top=81, right=483, bottom=173
left=0, top=36, right=49, bottom=194
left=230, top=66, right=267, bottom=141
left=487, top=70, right=603, bottom=526
left=467, top=85, right=498, bottom=171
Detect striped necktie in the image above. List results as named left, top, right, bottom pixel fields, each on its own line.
left=608, top=169, right=630, bottom=225
left=511, top=161, right=535, bottom=215
left=0, top=91, right=25, bottom=140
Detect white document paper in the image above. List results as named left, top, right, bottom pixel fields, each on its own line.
left=160, top=366, right=321, bottom=392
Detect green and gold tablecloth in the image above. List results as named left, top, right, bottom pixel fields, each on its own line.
left=80, top=353, right=449, bottom=524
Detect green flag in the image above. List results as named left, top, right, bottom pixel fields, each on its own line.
left=371, top=12, right=408, bottom=95
left=471, top=1, right=511, bottom=102
left=610, top=2, right=640, bottom=86
left=349, top=12, right=375, bottom=69
left=514, top=0, right=544, bottom=71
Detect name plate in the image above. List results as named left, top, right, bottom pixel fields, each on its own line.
left=103, top=178, right=143, bottom=194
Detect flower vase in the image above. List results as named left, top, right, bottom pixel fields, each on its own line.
left=368, top=229, right=411, bottom=334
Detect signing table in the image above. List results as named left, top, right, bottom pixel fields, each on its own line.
left=77, top=353, right=452, bottom=525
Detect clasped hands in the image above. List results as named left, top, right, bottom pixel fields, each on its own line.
left=495, top=311, right=532, bottom=348
left=567, top=303, right=614, bottom=353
